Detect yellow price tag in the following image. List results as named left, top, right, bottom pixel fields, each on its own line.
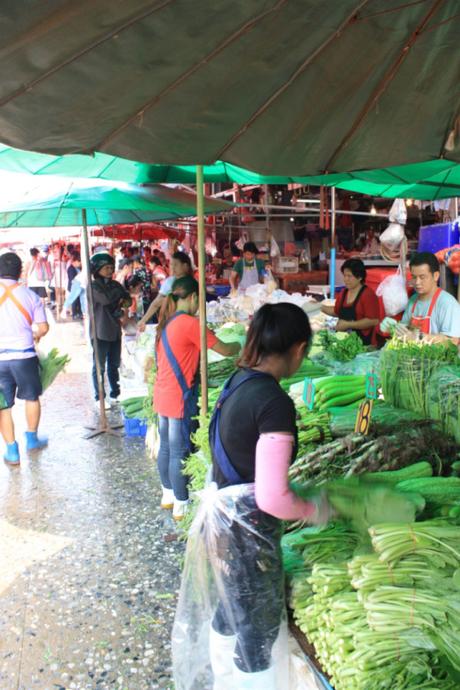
left=355, top=399, right=373, bottom=435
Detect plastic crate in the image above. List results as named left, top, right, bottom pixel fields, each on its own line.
left=418, top=221, right=459, bottom=254
left=275, top=256, right=299, bottom=273
left=207, top=284, right=231, bottom=297
left=123, top=413, right=148, bottom=437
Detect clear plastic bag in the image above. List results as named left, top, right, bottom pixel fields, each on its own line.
left=376, top=266, right=408, bottom=316
left=172, top=483, right=289, bottom=690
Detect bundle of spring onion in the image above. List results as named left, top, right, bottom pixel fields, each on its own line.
left=38, top=348, right=71, bottom=391
left=313, top=375, right=367, bottom=411
left=287, top=512, right=460, bottom=688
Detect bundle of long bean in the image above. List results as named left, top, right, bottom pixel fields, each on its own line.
left=381, top=338, right=459, bottom=416
left=207, top=358, right=237, bottom=387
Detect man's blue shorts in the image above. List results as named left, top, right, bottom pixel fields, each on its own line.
left=0, top=357, right=42, bottom=408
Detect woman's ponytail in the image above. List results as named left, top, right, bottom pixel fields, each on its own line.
left=239, top=303, right=312, bottom=367
left=155, top=275, right=199, bottom=345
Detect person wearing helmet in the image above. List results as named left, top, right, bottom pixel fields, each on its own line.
left=90, top=253, right=131, bottom=410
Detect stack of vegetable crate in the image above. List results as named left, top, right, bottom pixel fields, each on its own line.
left=120, top=396, right=149, bottom=437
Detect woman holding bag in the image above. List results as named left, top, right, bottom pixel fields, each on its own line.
left=153, top=275, right=240, bottom=520
left=172, top=303, right=332, bottom=690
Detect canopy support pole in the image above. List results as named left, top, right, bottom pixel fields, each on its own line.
left=329, top=187, right=336, bottom=299
left=196, top=165, right=208, bottom=417
left=81, top=210, right=122, bottom=438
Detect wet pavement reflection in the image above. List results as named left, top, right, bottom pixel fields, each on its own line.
left=0, top=322, right=182, bottom=690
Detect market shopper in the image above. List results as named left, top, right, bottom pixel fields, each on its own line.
left=382, top=252, right=460, bottom=343
left=153, top=275, right=240, bottom=521
left=90, top=253, right=131, bottom=410
left=321, top=258, right=380, bottom=345
left=138, top=251, right=192, bottom=331
left=25, top=247, right=52, bottom=303
left=229, top=242, right=265, bottom=293
left=0, top=252, right=49, bottom=465
left=172, top=303, right=331, bottom=690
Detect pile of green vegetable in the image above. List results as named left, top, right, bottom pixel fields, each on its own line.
left=381, top=338, right=459, bottom=416
left=288, top=422, right=457, bottom=489
left=426, top=366, right=460, bottom=445
left=328, top=401, right=423, bottom=437
left=286, top=460, right=460, bottom=689
left=313, top=375, right=366, bottom=411
left=120, top=396, right=149, bottom=419
left=296, top=407, right=332, bottom=456
left=318, top=330, right=368, bottom=362
left=208, top=358, right=237, bottom=388
left=39, top=348, right=71, bottom=390
left=279, top=358, right=329, bottom=392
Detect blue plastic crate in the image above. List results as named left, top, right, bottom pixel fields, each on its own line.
left=418, top=221, right=459, bottom=254
left=207, top=284, right=231, bottom=298
left=123, top=413, right=148, bottom=437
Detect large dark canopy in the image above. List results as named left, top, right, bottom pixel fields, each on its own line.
left=0, top=0, right=458, bottom=174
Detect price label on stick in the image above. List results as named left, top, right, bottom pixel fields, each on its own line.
left=303, top=377, right=316, bottom=411
left=365, top=372, right=379, bottom=400
left=355, top=399, right=373, bottom=435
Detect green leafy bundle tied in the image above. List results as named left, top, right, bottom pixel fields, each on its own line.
left=39, top=348, right=71, bottom=391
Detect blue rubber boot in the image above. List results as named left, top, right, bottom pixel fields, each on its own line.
left=25, top=431, right=48, bottom=451
left=4, top=441, right=20, bottom=466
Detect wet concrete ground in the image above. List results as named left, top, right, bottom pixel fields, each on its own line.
left=0, top=321, right=182, bottom=690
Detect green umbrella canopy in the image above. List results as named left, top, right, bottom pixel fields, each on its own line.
left=0, top=144, right=302, bottom=184
left=0, top=1, right=458, bottom=174
left=0, top=144, right=459, bottom=200
left=0, top=176, right=233, bottom=228
left=305, top=159, right=460, bottom=200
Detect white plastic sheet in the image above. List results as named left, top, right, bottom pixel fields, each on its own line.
left=172, top=483, right=289, bottom=690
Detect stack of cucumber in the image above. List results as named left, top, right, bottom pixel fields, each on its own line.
left=313, top=375, right=366, bottom=411
left=120, top=396, right=149, bottom=419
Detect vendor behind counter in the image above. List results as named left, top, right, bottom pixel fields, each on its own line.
left=321, top=258, right=380, bottom=345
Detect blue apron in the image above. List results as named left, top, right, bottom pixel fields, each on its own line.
left=160, top=312, right=199, bottom=449
left=209, top=370, right=270, bottom=485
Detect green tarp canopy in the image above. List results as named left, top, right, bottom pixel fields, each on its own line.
left=0, top=1, right=458, bottom=174
left=0, top=178, right=232, bottom=228
left=0, top=143, right=459, bottom=200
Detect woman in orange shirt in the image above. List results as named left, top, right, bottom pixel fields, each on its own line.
left=153, top=276, right=240, bottom=520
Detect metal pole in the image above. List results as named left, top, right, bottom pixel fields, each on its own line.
left=196, top=165, right=208, bottom=416
left=81, top=210, right=109, bottom=433
left=330, top=187, right=336, bottom=299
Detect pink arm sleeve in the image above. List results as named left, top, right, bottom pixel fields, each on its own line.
left=255, top=433, right=318, bottom=521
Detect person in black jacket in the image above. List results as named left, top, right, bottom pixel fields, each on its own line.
left=90, top=253, right=131, bottom=410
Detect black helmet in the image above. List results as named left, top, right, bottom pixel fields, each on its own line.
left=90, top=252, right=115, bottom=275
